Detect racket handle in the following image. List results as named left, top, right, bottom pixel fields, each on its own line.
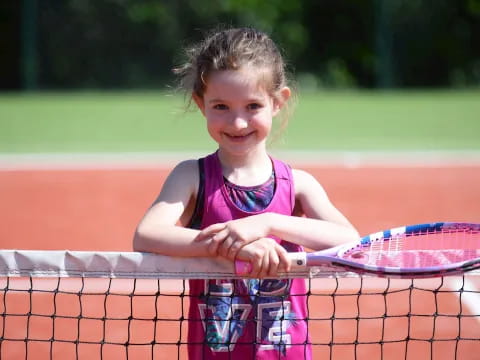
left=289, top=252, right=308, bottom=267
left=234, top=252, right=308, bottom=275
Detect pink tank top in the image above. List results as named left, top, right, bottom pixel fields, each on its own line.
left=188, top=152, right=312, bottom=359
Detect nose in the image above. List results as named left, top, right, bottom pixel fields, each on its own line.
left=231, top=113, right=248, bottom=129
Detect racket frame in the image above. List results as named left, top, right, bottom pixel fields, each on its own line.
left=300, top=222, right=480, bottom=278
left=237, top=222, right=480, bottom=278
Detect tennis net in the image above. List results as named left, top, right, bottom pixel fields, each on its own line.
left=1, top=250, right=479, bottom=359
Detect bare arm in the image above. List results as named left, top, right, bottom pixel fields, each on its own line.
left=200, top=168, right=359, bottom=259
left=133, top=160, right=216, bottom=257
left=266, top=168, right=359, bottom=250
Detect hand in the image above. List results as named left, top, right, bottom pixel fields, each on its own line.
left=196, top=215, right=271, bottom=260
left=193, top=223, right=227, bottom=255
left=235, top=237, right=291, bottom=278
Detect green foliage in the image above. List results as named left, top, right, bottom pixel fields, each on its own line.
left=2, top=0, right=478, bottom=89
left=23, top=0, right=479, bottom=89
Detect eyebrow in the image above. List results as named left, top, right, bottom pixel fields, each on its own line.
left=207, top=97, right=264, bottom=104
left=207, top=99, right=225, bottom=104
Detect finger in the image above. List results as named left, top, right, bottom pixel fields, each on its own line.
left=226, top=240, right=243, bottom=261
left=194, top=223, right=226, bottom=242
left=259, top=252, right=269, bottom=279
left=277, top=247, right=291, bottom=272
left=249, top=253, right=263, bottom=278
left=211, top=227, right=230, bottom=242
left=218, top=236, right=235, bottom=258
left=207, top=229, right=230, bottom=255
left=207, top=238, right=220, bottom=256
left=206, top=235, right=229, bottom=257
left=268, top=250, right=280, bottom=277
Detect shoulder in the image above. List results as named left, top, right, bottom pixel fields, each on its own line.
left=162, top=159, right=200, bottom=195
left=170, top=159, right=199, bottom=175
left=291, top=168, right=324, bottom=193
left=292, top=169, right=320, bottom=189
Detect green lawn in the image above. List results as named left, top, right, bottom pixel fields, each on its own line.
left=0, top=89, right=479, bottom=153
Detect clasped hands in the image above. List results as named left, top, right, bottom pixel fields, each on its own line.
left=194, top=215, right=291, bottom=277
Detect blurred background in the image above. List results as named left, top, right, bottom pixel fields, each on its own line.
left=1, top=0, right=479, bottom=154
left=2, top=0, right=480, bottom=91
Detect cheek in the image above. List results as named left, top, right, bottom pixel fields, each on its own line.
left=206, top=117, right=223, bottom=138
left=252, top=114, right=273, bottom=132
left=206, top=114, right=222, bottom=127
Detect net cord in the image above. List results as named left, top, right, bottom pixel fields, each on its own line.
left=1, top=250, right=479, bottom=280
left=0, top=250, right=334, bottom=279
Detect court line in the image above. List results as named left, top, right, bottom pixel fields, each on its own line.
left=1, top=150, right=480, bottom=170
left=451, top=277, right=480, bottom=316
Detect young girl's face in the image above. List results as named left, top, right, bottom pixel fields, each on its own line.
left=194, top=68, right=288, bottom=157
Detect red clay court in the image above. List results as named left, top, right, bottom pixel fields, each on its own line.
left=1, top=156, right=479, bottom=359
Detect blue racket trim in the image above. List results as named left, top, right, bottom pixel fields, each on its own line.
left=358, top=222, right=480, bottom=245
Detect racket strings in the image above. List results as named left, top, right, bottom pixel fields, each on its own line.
left=358, top=229, right=480, bottom=268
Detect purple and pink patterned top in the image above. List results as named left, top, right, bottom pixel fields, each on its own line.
left=187, top=151, right=311, bottom=359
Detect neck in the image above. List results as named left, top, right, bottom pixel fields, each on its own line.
left=217, top=147, right=272, bottom=185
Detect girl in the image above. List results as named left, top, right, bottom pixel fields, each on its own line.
left=134, top=27, right=358, bottom=359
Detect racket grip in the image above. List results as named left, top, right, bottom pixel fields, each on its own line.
left=289, top=252, right=308, bottom=267
left=234, top=252, right=308, bottom=275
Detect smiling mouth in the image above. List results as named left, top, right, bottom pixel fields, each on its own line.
left=224, top=132, right=254, bottom=141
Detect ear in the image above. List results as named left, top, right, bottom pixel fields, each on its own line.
left=272, top=86, right=291, bottom=116
left=192, top=93, right=206, bottom=116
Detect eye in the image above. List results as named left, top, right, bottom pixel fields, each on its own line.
left=213, top=104, right=228, bottom=110
left=247, top=103, right=263, bottom=111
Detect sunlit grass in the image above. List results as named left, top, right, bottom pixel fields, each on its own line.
left=1, top=89, right=479, bottom=153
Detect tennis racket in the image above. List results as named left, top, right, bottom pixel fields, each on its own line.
left=235, top=222, right=480, bottom=278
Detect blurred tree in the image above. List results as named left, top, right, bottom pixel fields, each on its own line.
left=387, top=0, right=480, bottom=87
left=4, top=0, right=479, bottom=89
left=0, top=2, right=21, bottom=89
left=375, top=0, right=396, bottom=88
left=21, top=0, right=38, bottom=90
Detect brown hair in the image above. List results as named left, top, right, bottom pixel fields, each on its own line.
left=173, top=27, right=295, bottom=140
